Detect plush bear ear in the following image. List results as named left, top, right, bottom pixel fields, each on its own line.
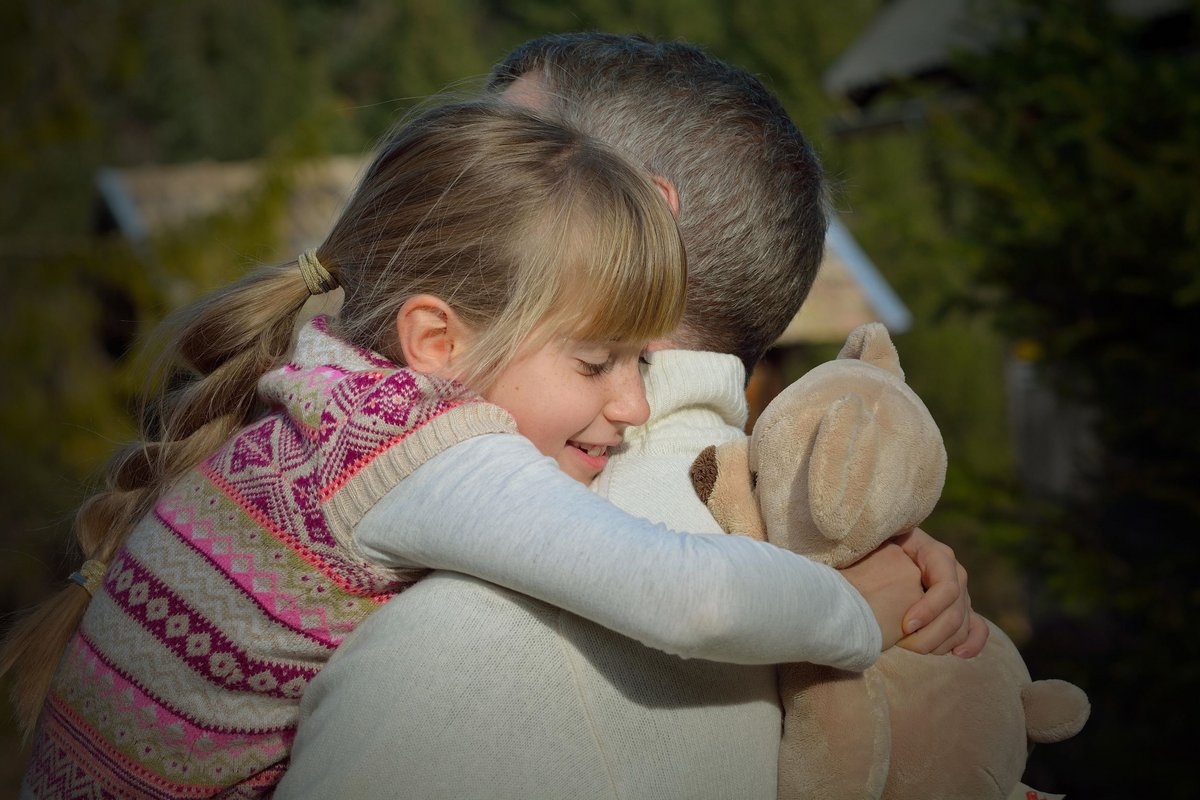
left=838, top=322, right=904, bottom=381
left=690, top=441, right=767, bottom=541
left=808, top=394, right=881, bottom=542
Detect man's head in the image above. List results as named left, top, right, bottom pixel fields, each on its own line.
left=488, top=33, right=829, bottom=375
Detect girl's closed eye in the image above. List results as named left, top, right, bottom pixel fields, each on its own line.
left=579, top=345, right=650, bottom=377
left=579, top=356, right=615, bottom=377
left=573, top=342, right=617, bottom=377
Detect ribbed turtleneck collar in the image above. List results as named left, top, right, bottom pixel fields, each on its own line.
left=630, top=349, right=748, bottom=441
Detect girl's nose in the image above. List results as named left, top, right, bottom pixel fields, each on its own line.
left=606, top=362, right=651, bottom=429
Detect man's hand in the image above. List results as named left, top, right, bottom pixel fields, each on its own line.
left=892, top=528, right=989, bottom=658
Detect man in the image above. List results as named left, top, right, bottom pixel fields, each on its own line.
left=278, top=34, right=982, bottom=799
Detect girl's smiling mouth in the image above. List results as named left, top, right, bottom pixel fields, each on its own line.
left=569, top=441, right=611, bottom=458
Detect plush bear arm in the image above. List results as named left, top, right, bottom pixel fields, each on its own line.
left=690, top=442, right=767, bottom=541
left=1023, top=679, right=1091, bottom=743
left=778, top=663, right=891, bottom=800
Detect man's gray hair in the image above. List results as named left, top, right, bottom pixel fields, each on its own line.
left=488, top=33, right=829, bottom=374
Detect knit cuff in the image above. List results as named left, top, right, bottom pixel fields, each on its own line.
left=325, top=401, right=517, bottom=561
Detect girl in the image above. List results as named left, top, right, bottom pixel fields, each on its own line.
left=7, top=100, right=890, bottom=798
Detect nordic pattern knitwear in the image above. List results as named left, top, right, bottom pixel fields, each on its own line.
left=23, top=316, right=516, bottom=799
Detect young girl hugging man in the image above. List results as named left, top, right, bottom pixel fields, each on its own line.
left=7, top=98, right=916, bottom=799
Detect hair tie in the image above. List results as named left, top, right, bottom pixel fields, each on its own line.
left=69, top=559, right=108, bottom=596
left=298, top=249, right=338, bottom=295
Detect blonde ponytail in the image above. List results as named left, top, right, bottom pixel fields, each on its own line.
left=0, top=260, right=317, bottom=736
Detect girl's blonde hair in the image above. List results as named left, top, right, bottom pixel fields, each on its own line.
left=330, top=100, right=686, bottom=386
left=1, top=99, right=686, bottom=736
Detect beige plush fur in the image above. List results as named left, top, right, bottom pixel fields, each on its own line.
left=691, top=323, right=1089, bottom=800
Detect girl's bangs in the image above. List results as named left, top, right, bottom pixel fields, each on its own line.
left=541, top=185, right=687, bottom=345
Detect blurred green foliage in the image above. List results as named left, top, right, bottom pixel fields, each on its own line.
left=932, top=1, right=1200, bottom=795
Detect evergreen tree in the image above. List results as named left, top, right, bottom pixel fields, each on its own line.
left=940, top=2, right=1200, bottom=794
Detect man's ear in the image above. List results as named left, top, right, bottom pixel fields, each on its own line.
left=395, top=295, right=471, bottom=378
left=652, top=176, right=681, bottom=219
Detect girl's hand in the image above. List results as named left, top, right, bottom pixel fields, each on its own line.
left=892, top=528, right=989, bottom=658
left=840, top=542, right=925, bottom=651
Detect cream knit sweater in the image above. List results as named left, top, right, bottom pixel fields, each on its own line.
left=278, top=350, right=880, bottom=799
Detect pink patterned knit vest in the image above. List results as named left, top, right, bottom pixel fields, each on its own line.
left=24, top=317, right=515, bottom=799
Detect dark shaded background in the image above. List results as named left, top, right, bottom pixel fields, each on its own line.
left=2, top=1, right=1197, bottom=796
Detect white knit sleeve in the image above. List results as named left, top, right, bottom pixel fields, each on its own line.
left=355, top=433, right=881, bottom=670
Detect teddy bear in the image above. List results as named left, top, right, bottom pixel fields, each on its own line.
left=689, top=322, right=1089, bottom=800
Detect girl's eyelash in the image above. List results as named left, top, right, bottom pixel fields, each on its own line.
left=580, top=358, right=614, bottom=377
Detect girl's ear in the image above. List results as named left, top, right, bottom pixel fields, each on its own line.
left=395, top=295, right=471, bottom=378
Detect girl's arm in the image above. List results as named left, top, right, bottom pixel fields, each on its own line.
left=355, top=433, right=881, bottom=670
left=355, top=434, right=883, bottom=666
